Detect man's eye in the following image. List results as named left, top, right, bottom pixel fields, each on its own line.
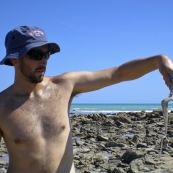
left=34, top=54, right=41, bottom=59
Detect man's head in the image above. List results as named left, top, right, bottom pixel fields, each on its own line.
left=1, top=26, right=60, bottom=66
left=14, top=45, right=49, bottom=83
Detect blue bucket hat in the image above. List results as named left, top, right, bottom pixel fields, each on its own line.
left=1, top=26, right=60, bottom=66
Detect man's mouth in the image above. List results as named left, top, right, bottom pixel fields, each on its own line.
left=36, top=67, right=46, bottom=74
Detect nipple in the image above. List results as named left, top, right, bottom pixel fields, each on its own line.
left=14, top=137, right=24, bottom=144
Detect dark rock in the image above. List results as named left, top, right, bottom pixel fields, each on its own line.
left=121, top=149, right=145, bottom=163
left=105, top=142, right=126, bottom=148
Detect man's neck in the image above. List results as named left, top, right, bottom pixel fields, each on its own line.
left=12, top=79, right=46, bottom=96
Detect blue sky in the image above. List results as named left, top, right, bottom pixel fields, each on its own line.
left=0, top=0, right=173, bottom=103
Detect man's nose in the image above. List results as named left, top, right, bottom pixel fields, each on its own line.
left=39, top=56, right=47, bottom=65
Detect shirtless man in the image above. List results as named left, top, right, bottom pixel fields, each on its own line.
left=0, top=26, right=172, bottom=173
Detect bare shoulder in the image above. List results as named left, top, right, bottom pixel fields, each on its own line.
left=0, top=87, right=13, bottom=129
left=0, top=87, right=11, bottom=103
left=43, top=74, right=75, bottom=93
left=0, top=86, right=14, bottom=110
left=48, top=72, right=78, bottom=85
left=49, top=71, right=93, bottom=83
left=0, top=91, right=3, bottom=138
left=46, top=72, right=84, bottom=96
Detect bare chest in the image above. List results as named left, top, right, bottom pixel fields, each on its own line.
left=1, top=91, right=72, bottom=145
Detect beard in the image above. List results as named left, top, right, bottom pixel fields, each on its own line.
left=19, top=60, right=46, bottom=83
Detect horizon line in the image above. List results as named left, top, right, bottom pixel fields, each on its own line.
left=71, top=102, right=173, bottom=104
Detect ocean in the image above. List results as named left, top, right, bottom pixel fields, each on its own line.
left=70, top=103, right=173, bottom=114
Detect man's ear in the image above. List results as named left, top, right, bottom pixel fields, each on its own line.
left=10, top=59, right=18, bottom=65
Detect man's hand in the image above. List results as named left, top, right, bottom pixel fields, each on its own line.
left=158, top=55, right=173, bottom=89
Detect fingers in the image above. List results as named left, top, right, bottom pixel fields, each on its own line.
left=159, top=68, right=171, bottom=89
left=159, top=56, right=173, bottom=89
left=164, top=77, right=170, bottom=88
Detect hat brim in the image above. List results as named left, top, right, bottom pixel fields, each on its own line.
left=1, top=42, right=60, bottom=66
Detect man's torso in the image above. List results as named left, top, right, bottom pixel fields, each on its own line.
left=0, top=76, right=75, bottom=173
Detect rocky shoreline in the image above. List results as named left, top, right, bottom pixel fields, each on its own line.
left=1, top=110, right=173, bottom=172
left=71, top=110, right=173, bottom=173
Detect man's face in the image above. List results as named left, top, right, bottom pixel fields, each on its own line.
left=19, top=45, right=49, bottom=83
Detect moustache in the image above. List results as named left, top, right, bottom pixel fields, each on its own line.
left=36, top=66, right=46, bottom=71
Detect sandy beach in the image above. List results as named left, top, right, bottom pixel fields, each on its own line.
left=1, top=110, right=173, bottom=172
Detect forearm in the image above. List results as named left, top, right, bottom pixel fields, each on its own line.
left=113, top=54, right=168, bottom=83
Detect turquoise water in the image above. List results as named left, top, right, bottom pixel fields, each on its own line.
left=70, top=103, right=173, bottom=114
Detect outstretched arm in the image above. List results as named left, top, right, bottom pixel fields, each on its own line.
left=59, top=54, right=173, bottom=95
